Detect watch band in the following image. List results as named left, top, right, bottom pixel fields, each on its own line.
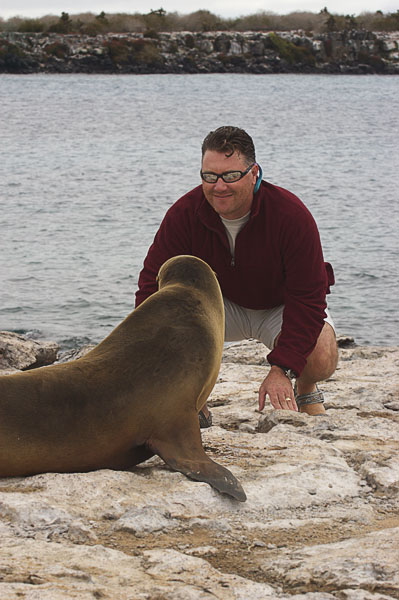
left=275, top=365, right=297, bottom=380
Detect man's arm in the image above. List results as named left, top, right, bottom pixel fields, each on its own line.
left=267, top=206, right=330, bottom=376
left=259, top=204, right=332, bottom=411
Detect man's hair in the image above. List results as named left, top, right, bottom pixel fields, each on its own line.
left=201, top=126, right=256, bottom=166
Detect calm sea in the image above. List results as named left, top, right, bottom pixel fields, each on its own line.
left=1, top=73, right=398, bottom=349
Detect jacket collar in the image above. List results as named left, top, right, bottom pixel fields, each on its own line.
left=196, top=182, right=264, bottom=229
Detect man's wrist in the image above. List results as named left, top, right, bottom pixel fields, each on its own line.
left=270, top=365, right=297, bottom=380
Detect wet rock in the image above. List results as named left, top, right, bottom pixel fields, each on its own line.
left=337, top=334, right=356, bottom=348
left=56, top=344, right=95, bottom=363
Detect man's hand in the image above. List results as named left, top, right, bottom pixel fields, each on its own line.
left=258, top=366, right=298, bottom=412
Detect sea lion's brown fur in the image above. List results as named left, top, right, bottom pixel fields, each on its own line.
left=0, top=256, right=246, bottom=501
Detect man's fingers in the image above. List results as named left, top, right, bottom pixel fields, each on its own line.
left=269, top=392, right=297, bottom=411
left=283, top=395, right=298, bottom=412
left=269, top=393, right=285, bottom=410
left=258, top=374, right=297, bottom=412
left=259, top=389, right=270, bottom=412
left=260, top=391, right=289, bottom=410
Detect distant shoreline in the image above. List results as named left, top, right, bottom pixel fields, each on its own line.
left=1, top=30, right=399, bottom=75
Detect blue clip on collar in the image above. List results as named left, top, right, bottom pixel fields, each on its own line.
left=254, top=164, right=263, bottom=194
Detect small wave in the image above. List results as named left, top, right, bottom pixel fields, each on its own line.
left=0, top=306, right=33, bottom=314
left=354, top=272, right=379, bottom=280
left=59, top=335, right=96, bottom=351
left=2, top=328, right=44, bottom=339
left=59, top=299, right=91, bottom=310
left=8, top=276, right=40, bottom=283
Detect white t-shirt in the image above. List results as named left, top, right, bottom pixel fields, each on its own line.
left=220, top=212, right=251, bottom=256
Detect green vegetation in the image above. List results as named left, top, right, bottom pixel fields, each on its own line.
left=13, top=18, right=45, bottom=33
left=47, top=11, right=73, bottom=33
left=104, top=38, right=163, bottom=66
left=0, top=39, right=26, bottom=58
left=0, top=38, right=28, bottom=70
left=43, top=41, right=70, bottom=58
left=267, top=32, right=316, bottom=65
left=1, top=7, right=398, bottom=34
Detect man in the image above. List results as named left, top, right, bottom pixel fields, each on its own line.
left=136, top=126, right=338, bottom=422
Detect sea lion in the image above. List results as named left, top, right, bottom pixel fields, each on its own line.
left=0, top=255, right=246, bottom=502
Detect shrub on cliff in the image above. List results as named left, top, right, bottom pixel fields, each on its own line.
left=104, top=38, right=163, bottom=67
left=106, top=13, right=146, bottom=33
left=14, top=19, right=45, bottom=33
left=231, top=12, right=273, bottom=31
left=358, top=50, right=386, bottom=72
left=231, top=10, right=325, bottom=32
left=48, top=12, right=73, bottom=34
left=43, top=41, right=70, bottom=59
left=267, top=32, right=316, bottom=66
left=143, top=8, right=170, bottom=32
left=2, top=8, right=399, bottom=34
left=77, top=12, right=109, bottom=36
left=0, top=39, right=30, bottom=71
left=177, top=10, right=227, bottom=32
left=358, top=9, right=399, bottom=31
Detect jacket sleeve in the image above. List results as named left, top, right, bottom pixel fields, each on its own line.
left=266, top=206, right=333, bottom=376
left=135, top=203, right=192, bottom=307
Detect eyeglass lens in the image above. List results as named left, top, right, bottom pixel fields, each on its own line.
left=201, top=163, right=254, bottom=184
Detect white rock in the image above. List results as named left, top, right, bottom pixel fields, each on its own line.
left=260, top=528, right=399, bottom=594
left=0, top=338, right=398, bottom=598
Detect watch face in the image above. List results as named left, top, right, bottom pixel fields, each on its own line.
left=282, top=368, right=295, bottom=379
left=276, top=366, right=296, bottom=379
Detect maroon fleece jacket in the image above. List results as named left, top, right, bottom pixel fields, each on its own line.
left=135, top=181, right=334, bottom=376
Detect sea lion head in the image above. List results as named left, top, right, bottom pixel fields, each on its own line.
left=157, top=255, right=219, bottom=292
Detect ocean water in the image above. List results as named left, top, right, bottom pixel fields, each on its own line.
left=1, top=73, right=398, bottom=349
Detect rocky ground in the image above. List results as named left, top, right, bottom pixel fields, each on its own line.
left=0, top=331, right=398, bottom=599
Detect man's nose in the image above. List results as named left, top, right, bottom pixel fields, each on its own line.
left=214, top=177, right=228, bottom=190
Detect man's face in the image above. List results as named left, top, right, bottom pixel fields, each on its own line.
left=201, top=150, right=258, bottom=220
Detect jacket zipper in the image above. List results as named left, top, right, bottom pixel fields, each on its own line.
left=200, top=219, right=235, bottom=268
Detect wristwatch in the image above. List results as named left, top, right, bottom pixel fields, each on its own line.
left=274, top=365, right=297, bottom=380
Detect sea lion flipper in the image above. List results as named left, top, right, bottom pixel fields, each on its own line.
left=148, top=420, right=246, bottom=502
left=177, top=455, right=247, bottom=503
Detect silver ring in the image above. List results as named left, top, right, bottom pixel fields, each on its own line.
left=285, top=397, right=291, bottom=402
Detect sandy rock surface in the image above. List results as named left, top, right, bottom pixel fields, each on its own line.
left=0, top=337, right=398, bottom=599
left=0, top=331, right=59, bottom=374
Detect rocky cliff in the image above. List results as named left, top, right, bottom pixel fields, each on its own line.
left=0, top=331, right=398, bottom=598
left=1, top=29, right=399, bottom=74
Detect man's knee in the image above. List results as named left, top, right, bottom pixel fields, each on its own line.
left=306, top=322, right=338, bottom=379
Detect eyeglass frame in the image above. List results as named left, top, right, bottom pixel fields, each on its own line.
left=200, top=162, right=256, bottom=184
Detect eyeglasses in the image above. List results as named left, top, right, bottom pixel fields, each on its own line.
left=200, top=163, right=255, bottom=184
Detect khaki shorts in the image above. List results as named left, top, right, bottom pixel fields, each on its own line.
left=224, top=297, right=335, bottom=350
